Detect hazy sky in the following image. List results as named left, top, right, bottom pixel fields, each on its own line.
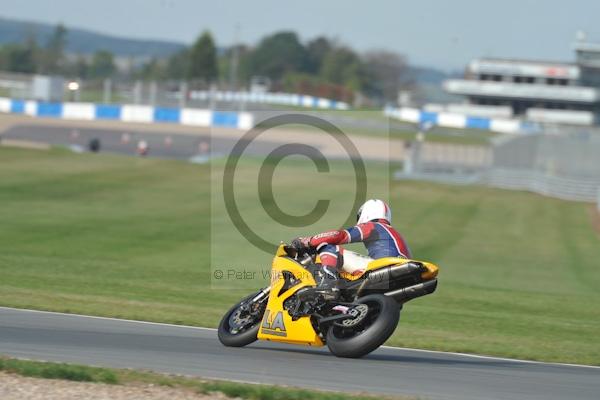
left=1, top=0, right=599, bottom=70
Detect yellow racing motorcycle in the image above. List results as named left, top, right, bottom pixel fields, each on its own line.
left=218, top=243, right=439, bottom=358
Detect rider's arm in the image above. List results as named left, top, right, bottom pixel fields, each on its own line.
left=308, top=222, right=377, bottom=249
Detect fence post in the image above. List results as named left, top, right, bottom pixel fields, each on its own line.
left=133, top=80, right=142, bottom=104
left=103, top=78, right=112, bottom=103
left=403, top=141, right=414, bottom=175
left=149, top=81, right=157, bottom=106
left=179, top=81, right=188, bottom=108
left=74, top=79, right=81, bottom=102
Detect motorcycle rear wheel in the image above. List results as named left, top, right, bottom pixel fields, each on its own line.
left=326, top=294, right=400, bottom=358
left=218, top=292, right=265, bottom=347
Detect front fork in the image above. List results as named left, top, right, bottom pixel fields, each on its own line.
left=251, top=286, right=271, bottom=303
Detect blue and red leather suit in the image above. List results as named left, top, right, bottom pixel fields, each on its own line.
left=308, top=219, right=411, bottom=271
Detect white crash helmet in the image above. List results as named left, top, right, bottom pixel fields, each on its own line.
left=356, top=199, right=392, bottom=224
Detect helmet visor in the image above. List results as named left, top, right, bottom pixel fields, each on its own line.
left=356, top=205, right=363, bottom=222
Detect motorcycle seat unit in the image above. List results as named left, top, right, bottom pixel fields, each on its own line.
left=338, top=251, right=410, bottom=281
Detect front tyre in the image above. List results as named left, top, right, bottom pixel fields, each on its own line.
left=218, top=292, right=266, bottom=347
left=326, top=294, right=400, bottom=358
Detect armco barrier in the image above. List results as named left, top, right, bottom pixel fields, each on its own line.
left=188, top=90, right=350, bottom=110
left=0, top=97, right=254, bottom=130
left=384, top=106, right=541, bottom=134
left=396, top=169, right=600, bottom=203
left=485, top=168, right=600, bottom=202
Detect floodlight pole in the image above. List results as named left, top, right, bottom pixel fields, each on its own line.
left=229, top=23, right=240, bottom=92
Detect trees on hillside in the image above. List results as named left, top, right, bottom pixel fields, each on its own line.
left=89, top=50, right=115, bottom=79
left=0, top=24, right=411, bottom=103
left=0, top=24, right=102, bottom=80
left=235, top=33, right=410, bottom=103
left=319, top=46, right=365, bottom=91
left=187, top=31, right=217, bottom=82
left=363, top=50, right=413, bottom=101
left=246, top=31, right=308, bottom=81
left=0, top=41, right=37, bottom=73
left=39, top=24, right=67, bottom=74
left=72, top=55, right=90, bottom=79
left=305, top=37, right=332, bottom=74
left=166, top=49, right=189, bottom=80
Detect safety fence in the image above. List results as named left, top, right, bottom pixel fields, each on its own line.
left=0, top=97, right=253, bottom=130
left=189, top=90, right=350, bottom=110
left=396, top=132, right=600, bottom=204
left=486, top=168, right=600, bottom=202
left=384, top=106, right=541, bottom=134
left=396, top=169, right=600, bottom=203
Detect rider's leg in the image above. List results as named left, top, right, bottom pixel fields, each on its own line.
left=338, top=250, right=373, bottom=276
left=315, top=244, right=342, bottom=290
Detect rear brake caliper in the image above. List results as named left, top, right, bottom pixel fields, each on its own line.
left=337, top=304, right=369, bottom=327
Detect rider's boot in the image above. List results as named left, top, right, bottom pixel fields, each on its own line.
left=314, top=265, right=340, bottom=299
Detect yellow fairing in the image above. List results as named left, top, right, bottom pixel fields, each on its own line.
left=257, top=245, right=324, bottom=346
left=421, top=261, right=439, bottom=280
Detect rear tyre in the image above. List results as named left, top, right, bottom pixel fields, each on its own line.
left=218, top=292, right=265, bottom=347
left=326, top=294, right=400, bottom=358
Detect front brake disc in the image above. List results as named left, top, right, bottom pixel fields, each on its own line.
left=229, top=308, right=253, bottom=333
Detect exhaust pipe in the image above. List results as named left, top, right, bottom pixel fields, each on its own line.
left=358, top=262, right=424, bottom=293
left=384, top=279, right=438, bottom=303
left=371, top=262, right=423, bottom=281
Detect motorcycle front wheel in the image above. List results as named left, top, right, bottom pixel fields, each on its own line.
left=326, top=294, right=400, bottom=358
left=218, top=291, right=266, bottom=347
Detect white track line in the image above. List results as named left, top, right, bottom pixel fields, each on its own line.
left=0, top=306, right=216, bottom=332
left=380, top=345, right=600, bottom=370
left=1, top=306, right=599, bottom=370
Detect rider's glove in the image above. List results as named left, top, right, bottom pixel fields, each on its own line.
left=291, top=236, right=311, bottom=250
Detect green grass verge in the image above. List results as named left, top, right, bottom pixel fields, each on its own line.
left=0, top=357, right=410, bottom=400
left=78, top=89, right=127, bottom=104
left=259, top=108, right=495, bottom=145
left=0, top=147, right=599, bottom=365
left=268, top=123, right=494, bottom=145
left=0, top=357, right=118, bottom=384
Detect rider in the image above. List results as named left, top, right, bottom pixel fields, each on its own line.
left=293, top=199, right=411, bottom=293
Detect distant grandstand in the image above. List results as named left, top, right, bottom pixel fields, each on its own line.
left=443, top=33, right=600, bottom=126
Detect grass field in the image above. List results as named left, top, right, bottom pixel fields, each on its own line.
left=263, top=108, right=496, bottom=145
left=0, top=357, right=407, bottom=400
left=270, top=122, right=496, bottom=146
left=1, top=146, right=599, bottom=365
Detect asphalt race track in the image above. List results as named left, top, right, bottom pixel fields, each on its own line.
left=0, top=124, right=281, bottom=161
left=0, top=120, right=404, bottom=163
left=0, top=307, right=598, bottom=400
